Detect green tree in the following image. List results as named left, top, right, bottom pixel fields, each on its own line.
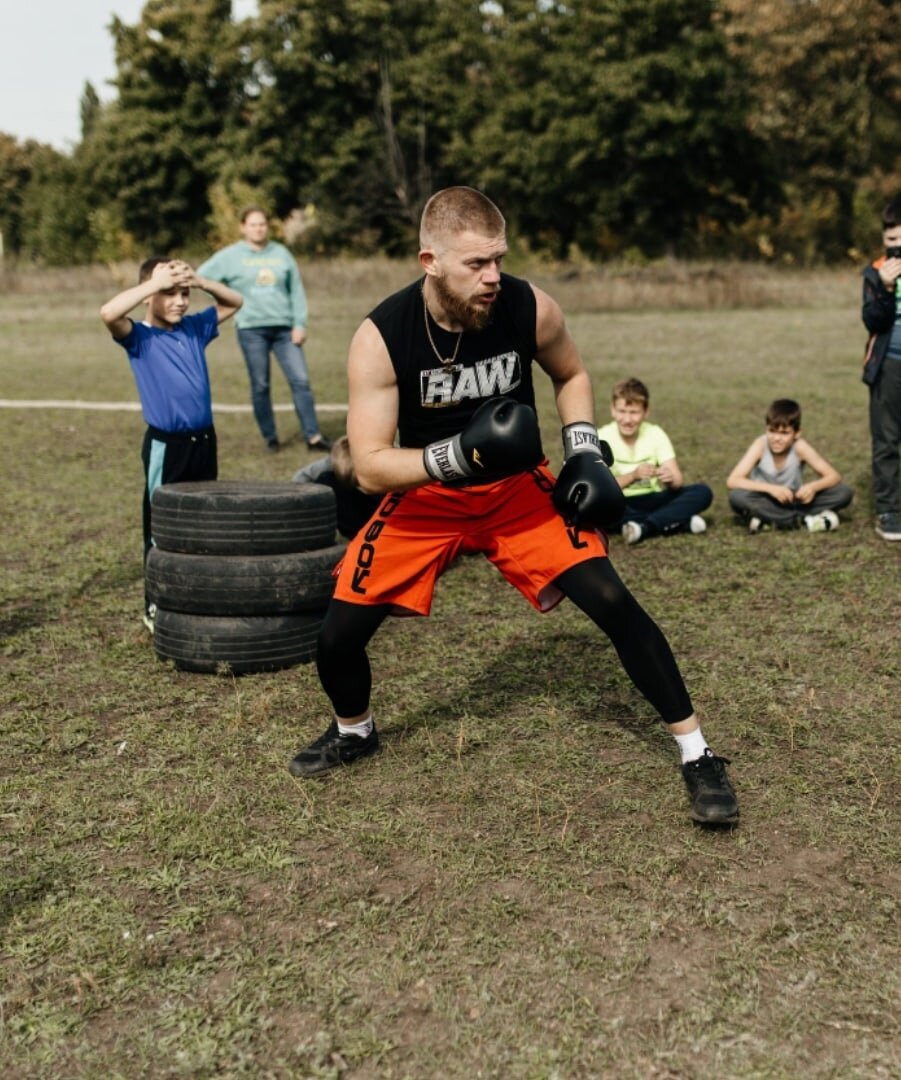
left=79, top=81, right=101, bottom=139
left=232, top=0, right=487, bottom=252
left=723, top=0, right=901, bottom=259
left=19, top=146, right=95, bottom=264
left=457, top=0, right=772, bottom=257
left=0, top=135, right=94, bottom=262
left=80, top=0, right=248, bottom=252
left=0, top=133, right=32, bottom=254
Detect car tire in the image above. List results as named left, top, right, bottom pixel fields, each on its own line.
left=150, top=481, right=336, bottom=555
left=145, top=544, right=345, bottom=615
left=153, top=610, right=324, bottom=674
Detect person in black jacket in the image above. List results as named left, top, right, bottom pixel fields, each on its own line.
left=861, top=196, right=901, bottom=541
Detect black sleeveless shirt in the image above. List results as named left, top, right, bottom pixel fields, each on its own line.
left=368, top=273, right=540, bottom=449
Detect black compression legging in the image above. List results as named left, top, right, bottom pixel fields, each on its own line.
left=555, top=558, right=693, bottom=724
left=316, top=558, right=693, bottom=725
left=317, top=600, right=392, bottom=719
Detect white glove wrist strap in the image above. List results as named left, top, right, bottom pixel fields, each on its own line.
left=423, top=434, right=471, bottom=482
left=562, top=422, right=601, bottom=459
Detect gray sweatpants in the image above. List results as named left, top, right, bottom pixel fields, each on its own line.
left=728, top=484, right=854, bottom=528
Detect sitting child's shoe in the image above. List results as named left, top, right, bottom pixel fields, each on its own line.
left=622, top=521, right=644, bottom=545
left=804, top=510, right=839, bottom=533
left=289, top=720, right=379, bottom=778
left=748, top=516, right=768, bottom=534
left=682, top=748, right=739, bottom=825
left=689, top=514, right=707, bottom=534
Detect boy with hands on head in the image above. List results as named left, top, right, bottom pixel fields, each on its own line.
left=100, top=257, right=243, bottom=628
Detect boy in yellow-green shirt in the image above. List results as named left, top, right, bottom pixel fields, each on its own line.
left=598, top=378, right=713, bottom=545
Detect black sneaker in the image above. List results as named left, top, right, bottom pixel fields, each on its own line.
left=288, top=720, right=379, bottom=778
left=682, top=749, right=739, bottom=825
left=875, top=513, right=901, bottom=541
left=266, top=439, right=281, bottom=454
left=307, top=434, right=332, bottom=451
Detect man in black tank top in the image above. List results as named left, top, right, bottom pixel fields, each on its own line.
left=288, top=187, right=738, bottom=826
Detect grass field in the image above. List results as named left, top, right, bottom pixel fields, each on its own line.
left=0, top=261, right=898, bottom=1078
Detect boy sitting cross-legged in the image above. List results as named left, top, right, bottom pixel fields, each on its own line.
left=726, top=397, right=853, bottom=533
left=597, top=377, right=713, bottom=545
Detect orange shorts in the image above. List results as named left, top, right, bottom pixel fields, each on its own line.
left=332, top=463, right=608, bottom=616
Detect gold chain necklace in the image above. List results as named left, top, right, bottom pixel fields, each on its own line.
left=422, top=284, right=462, bottom=367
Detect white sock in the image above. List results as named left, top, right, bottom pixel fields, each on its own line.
left=673, top=727, right=709, bottom=764
left=337, top=714, right=373, bottom=738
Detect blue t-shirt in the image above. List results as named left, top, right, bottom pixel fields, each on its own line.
left=116, top=308, right=219, bottom=431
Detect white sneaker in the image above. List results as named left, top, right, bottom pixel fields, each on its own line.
left=622, top=521, right=643, bottom=545
left=748, top=516, right=764, bottom=534
left=142, top=603, right=157, bottom=634
left=804, top=510, right=839, bottom=533
left=689, top=514, right=707, bottom=534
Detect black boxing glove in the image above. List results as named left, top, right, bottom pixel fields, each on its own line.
left=553, top=421, right=624, bottom=527
left=423, top=397, right=543, bottom=483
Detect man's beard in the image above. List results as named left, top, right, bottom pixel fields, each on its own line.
left=432, top=272, right=498, bottom=332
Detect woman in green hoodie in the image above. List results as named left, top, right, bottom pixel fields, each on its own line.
left=198, top=207, right=331, bottom=454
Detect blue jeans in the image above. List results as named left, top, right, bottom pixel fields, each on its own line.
left=236, top=326, right=322, bottom=443
left=620, top=484, right=714, bottom=535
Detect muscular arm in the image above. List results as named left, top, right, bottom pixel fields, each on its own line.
left=532, top=285, right=594, bottom=425
left=346, top=319, right=432, bottom=494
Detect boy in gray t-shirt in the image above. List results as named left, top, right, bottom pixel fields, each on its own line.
left=727, top=398, right=853, bottom=533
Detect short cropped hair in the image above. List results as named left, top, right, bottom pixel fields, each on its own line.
left=420, top=187, right=505, bottom=250
left=138, top=256, right=172, bottom=283
left=330, top=435, right=357, bottom=488
left=240, top=205, right=268, bottom=224
left=611, top=377, right=650, bottom=408
left=766, top=398, right=802, bottom=431
left=882, top=197, right=901, bottom=230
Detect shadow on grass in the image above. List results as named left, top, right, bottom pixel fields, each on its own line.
left=385, top=627, right=670, bottom=759
left=0, top=563, right=143, bottom=642
left=0, top=600, right=54, bottom=641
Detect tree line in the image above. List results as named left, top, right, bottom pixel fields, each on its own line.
left=2, top=0, right=898, bottom=266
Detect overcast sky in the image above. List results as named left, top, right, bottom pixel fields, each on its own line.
left=0, top=1, right=257, bottom=151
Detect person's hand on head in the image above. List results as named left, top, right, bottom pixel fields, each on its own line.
left=168, top=260, right=195, bottom=285
left=149, top=261, right=181, bottom=290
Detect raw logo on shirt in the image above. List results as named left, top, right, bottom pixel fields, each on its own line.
left=420, top=353, right=521, bottom=408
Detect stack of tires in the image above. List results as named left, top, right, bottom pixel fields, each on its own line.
left=146, top=481, right=343, bottom=674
